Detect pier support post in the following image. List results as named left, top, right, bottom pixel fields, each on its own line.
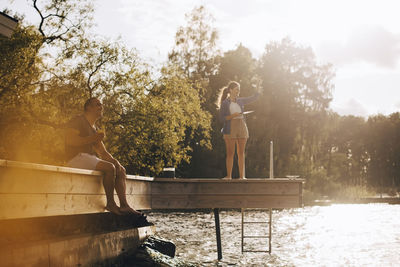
left=213, top=208, right=222, bottom=260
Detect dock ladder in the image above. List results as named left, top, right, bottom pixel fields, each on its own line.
left=241, top=208, right=272, bottom=253
left=241, top=141, right=274, bottom=253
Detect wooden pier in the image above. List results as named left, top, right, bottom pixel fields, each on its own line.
left=0, top=159, right=304, bottom=266
left=151, top=178, right=303, bottom=209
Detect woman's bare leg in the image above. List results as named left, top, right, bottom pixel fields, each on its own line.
left=224, top=138, right=236, bottom=178
left=237, top=138, right=247, bottom=179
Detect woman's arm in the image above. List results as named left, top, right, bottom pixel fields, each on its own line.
left=225, top=113, right=241, bottom=120
left=238, top=92, right=260, bottom=105
left=219, top=100, right=229, bottom=121
left=219, top=100, right=241, bottom=121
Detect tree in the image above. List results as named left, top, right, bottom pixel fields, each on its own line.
left=252, top=38, right=335, bottom=177
left=105, top=65, right=211, bottom=176
left=168, top=6, right=220, bottom=177
left=0, top=0, right=94, bottom=161
left=365, top=113, right=400, bottom=188
left=1, top=3, right=213, bottom=177
left=168, top=5, right=220, bottom=103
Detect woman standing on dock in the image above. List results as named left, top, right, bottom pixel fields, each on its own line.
left=217, top=81, right=260, bottom=179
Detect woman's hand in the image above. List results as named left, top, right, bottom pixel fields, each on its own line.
left=226, top=112, right=241, bottom=120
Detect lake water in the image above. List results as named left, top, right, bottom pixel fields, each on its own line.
left=147, top=204, right=400, bottom=266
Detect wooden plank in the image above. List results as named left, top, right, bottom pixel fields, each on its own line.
left=152, top=194, right=301, bottom=209
left=0, top=169, right=104, bottom=194
left=0, top=213, right=155, bottom=248
left=0, top=26, right=14, bottom=38
left=126, top=179, right=152, bottom=195
left=0, top=12, right=18, bottom=38
left=153, top=177, right=303, bottom=183
left=0, top=193, right=151, bottom=220
left=127, top=175, right=154, bottom=181
left=3, top=160, right=101, bottom=176
left=0, top=12, right=18, bottom=29
left=0, top=169, right=152, bottom=195
left=1, top=160, right=154, bottom=180
left=126, top=195, right=152, bottom=210
left=0, top=194, right=106, bottom=220
left=0, top=240, right=50, bottom=267
left=0, top=161, right=153, bottom=219
left=0, top=226, right=155, bottom=267
left=151, top=180, right=301, bottom=195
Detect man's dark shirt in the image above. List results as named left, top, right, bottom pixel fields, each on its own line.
left=65, top=115, right=97, bottom=161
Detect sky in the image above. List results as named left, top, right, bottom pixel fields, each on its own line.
left=2, top=0, right=400, bottom=117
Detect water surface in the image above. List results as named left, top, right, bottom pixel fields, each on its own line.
left=148, top=204, right=400, bottom=266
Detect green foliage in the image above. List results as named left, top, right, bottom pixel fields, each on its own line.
left=0, top=24, right=43, bottom=160
left=245, top=38, right=335, bottom=177
left=168, top=5, right=219, bottom=84
left=103, top=66, right=211, bottom=176
left=364, top=113, right=400, bottom=187
left=0, top=2, right=212, bottom=176
left=306, top=168, right=340, bottom=197
left=0, top=25, right=42, bottom=104
left=167, top=5, right=219, bottom=177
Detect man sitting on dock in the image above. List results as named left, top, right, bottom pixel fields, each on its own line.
left=65, top=97, right=142, bottom=216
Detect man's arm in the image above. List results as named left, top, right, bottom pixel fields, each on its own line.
left=65, top=128, right=104, bottom=146
left=93, top=141, right=116, bottom=163
left=93, top=141, right=125, bottom=174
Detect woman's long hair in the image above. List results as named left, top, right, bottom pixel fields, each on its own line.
left=216, top=81, right=240, bottom=109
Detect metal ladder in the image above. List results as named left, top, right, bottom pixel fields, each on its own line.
left=241, top=208, right=272, bottom=253
left=240, top=141, right=274, bottom=253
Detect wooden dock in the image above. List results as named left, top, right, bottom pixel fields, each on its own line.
left=151, top=178, right=303, bottom=209
left=0, top=159, right=304, bottom=266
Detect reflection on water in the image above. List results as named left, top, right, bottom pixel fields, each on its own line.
left=147, top=204, right=400, bottom=266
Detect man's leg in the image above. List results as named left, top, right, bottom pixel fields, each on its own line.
left=115, top=167, right=142, bottom=215
left=95, top=160, right=121, bottom=215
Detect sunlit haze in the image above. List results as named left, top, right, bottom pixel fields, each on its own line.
left=3, top=0, right=400, bottom=117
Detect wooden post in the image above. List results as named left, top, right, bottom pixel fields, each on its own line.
left=241, top=208, right=244, bottom=253
left=270, top=141, right=274, bottom=179
left=269, top=208, right=272, bottom=253
left=213, top=208, right=222, bottom=260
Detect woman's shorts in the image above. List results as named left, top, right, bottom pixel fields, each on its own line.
left=224, top=119, right=249, bottom=139
left=66, top=153, right=101, bottom=170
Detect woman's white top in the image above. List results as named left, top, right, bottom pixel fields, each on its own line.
left=229, top=102, right=243, bottom=119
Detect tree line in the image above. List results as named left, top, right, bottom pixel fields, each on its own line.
left=1, top=2, right=399, bottom=199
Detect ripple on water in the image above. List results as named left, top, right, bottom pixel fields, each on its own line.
left=148, top=204, right=400, bottom=266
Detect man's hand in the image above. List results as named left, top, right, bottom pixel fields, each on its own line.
left=65, top=128, right=104, bottom=146
left=115, top=161, right=126, bottom=176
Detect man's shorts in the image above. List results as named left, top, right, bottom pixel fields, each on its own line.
left=224, top=118, right=249, bottom=139
left=66, top=153, right=101, bottom=170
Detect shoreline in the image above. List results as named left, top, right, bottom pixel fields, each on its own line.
left=307, top=197, right=400, bottom=206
